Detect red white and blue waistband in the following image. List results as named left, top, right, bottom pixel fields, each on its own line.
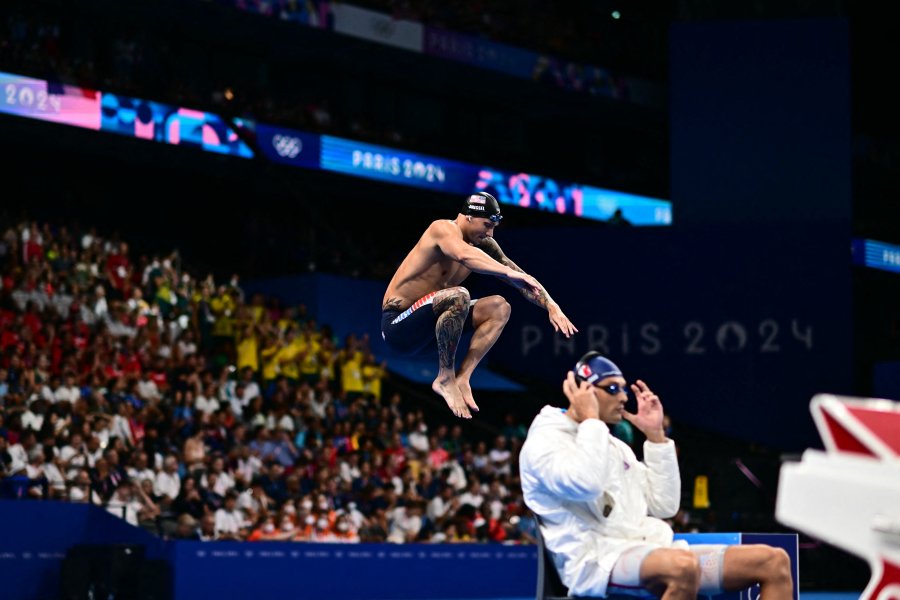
left=390, top=291, right=439, bottom=325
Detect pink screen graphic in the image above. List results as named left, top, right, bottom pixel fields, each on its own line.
left=0, top=71, right=101, bottom=130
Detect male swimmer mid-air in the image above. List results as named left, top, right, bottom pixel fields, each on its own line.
left=381, top=192, right=577, bottom=418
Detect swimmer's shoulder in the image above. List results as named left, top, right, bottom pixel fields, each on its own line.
left=423, top=219, right=459, bottom=238
left=413, top=221, right=461, bottom=256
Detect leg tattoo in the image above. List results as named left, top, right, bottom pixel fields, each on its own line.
left=433, top=289, right=470, bottom=371
left=430, top=288, right=472, bottom=418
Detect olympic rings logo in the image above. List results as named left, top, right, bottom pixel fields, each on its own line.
left=272, top=134, right=302, bottom=159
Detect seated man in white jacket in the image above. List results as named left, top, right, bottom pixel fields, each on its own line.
left=519, top=352, right=793, bottom=599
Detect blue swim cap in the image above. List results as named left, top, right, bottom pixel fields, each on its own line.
left=573, top=351, right=622, bottom=385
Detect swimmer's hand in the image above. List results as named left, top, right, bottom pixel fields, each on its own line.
left=548, top=303, right=578, bottom=338
left=503, top=271, right=577, bottom=337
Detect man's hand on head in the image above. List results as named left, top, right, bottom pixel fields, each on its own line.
left=562, top=371, right=599, bottom=423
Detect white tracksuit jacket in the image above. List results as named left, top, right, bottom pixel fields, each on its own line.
left=519, top=406, right=682, bottom=597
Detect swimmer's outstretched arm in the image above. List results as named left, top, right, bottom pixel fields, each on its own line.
left=477, top=238, right=578, bottom=337
left=433, top=221, right=518, bottom=278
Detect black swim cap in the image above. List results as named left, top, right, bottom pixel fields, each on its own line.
left=462, top=192, right=503, bottom=223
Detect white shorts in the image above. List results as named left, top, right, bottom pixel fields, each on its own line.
left=607, top=544, right=728, bottom=597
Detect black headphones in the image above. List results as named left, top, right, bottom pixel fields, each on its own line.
left=573, top=351, right=603, bottom=384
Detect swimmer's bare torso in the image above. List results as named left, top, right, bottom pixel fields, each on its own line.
left=382, top=220, right=478, bottom=312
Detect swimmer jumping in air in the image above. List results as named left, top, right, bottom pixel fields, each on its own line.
left=381, top=192, right=577, bottom=419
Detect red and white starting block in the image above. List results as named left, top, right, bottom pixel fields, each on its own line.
left=776, top=394, right=900, bottom=600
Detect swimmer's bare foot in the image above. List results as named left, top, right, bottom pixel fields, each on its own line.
left=432, top=373, right=471, bottom=419
left=456, top=378, right=479, bottom=413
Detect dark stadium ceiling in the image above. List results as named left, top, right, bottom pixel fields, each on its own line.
left=360, top=0, right=897, bottom=138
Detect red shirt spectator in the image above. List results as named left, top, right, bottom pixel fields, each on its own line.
left=429, top=438, right=449, bottom=470
left=149, top=367, right=168, bottom=391
left=118, top=351, right=142, bottom=377
left=0, top=309, right=16, bottom=328
left=0, top=329, right=19, bottom=353
left=22, top=310, right=42, bottom=338
left=24, top=240, right=43, bottom=263
left=106, top=243, right=131, bottom=293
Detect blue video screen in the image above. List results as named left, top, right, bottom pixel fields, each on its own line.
left=475, top=167, right=672, bottom=225
left=853, top=238, right=900, bottom=275
left=2, top=67, right=670, bottom=225
left=100, top=93, right=253, bottom=158
left=320, top=136, right=477, bottom=193
left=320, top=136, right=672, bottom=225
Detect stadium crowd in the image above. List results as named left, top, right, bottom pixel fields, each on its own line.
left=0, top=218, right=538, bottom=544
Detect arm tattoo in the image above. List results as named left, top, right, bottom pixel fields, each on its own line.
left=432, top=290, right=470, bottom=370
left=382, top=297, right=405, bottom=311
left=520, top=282, right=554, bottom=309
left=477, top=238, right=555, bottom=309
left=478, top=237, right=508, bottom=265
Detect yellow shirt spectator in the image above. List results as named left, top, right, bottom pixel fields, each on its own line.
left=249, top=304, right=265, bottom=324
left=299, top=340, right=321, bottom=381
left=340, top=350, right=365, bottom=395
left=260, top=341, right=280, bottom=382
left=362, top=361, right=386, bottom=401
left=320, top=347, right=337, bottom=385
left=275, top=343, right=302, bottom=380
left=277, top=316, right=295, bottom=333
left=210, top=290, right=236, bottom=337
left=236, top=327, right=259, bottom=373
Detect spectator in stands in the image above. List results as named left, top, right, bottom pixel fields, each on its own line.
left=500, top=413, right=527, bottom=441
left=200, top=472, right=225, bottom=513
left=67, top=469, right=94, bottom=503
left=182, top=428, right=206, bottom=474
left=173, top=513, right=201, bottom=541
left=236, top=324, right=259, bottom=375
left=199, top=513, right=218, bottom=541
left=269, top=428, right=300, bottom=467
left=214, top=490, right=247, bottom=540
left=205, top=455, right=235, bottom=496
left=458, top=477, right=485, bottom=510
left=54, top=372, right=81, bottom=404
left=381, top=192, right=576, bottom=419
left=361, top=352, right=387, bottom=402
left=194, top=385, right=220, bottom=422
left=339, top=336, right=366, bottom=401
left=332, top=513, right=360, bottom=543
left=0, top=433, right=13, bottom=478
left=488, top=435, right=512, bottom=476
left=107, top=479, right=152, bottom=527
left=42, top=449, right=66, bottom=498
left=154, top=454, right=181, bottom=508
left=59, top=432, right=89, bottom=480
left=172, top=476, right=205, bottom=519
left=89, top=456, right=116, bottom=502
left=427, top=484, right=457, bottom=526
